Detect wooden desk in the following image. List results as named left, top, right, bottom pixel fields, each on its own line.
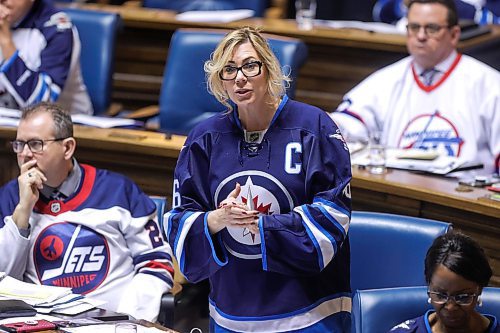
left=61, top=3, right=500, bottom=112
left=1, top=126, right=499, bottom=285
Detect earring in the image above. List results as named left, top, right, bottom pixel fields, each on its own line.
left=427, top=298, right=432, bottom=304
left=477, top=296, right=482, bottom=307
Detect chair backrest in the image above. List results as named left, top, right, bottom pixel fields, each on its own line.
left=352, top=286, right=500, bottom=333
left=372, top=0, right=405, bottom=23
left=143, top=0, right=267, bottom=17
left=149, top=195, right=167, bottom=224
left=158, top=28, right=308, bottom=135
left=349, top=211, right=452, bottom=292
left=62, top=8, right=121, bottom=115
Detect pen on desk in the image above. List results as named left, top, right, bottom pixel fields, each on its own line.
left=0, top=325, right=16, bottom=333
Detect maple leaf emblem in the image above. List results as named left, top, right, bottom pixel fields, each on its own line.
left=241, top=195, right=272, bottom=215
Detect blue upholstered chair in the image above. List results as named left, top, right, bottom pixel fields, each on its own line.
left=62, top=8, right=121, bottom=115
left=349, top=212, right=452, bottom=292
left=142, top=0, right=268, bottom=17
left=150, top=195, right=167, bottom=222
left=372, top=0, right=500, bottom=24
left=157, top=28, right=308, bottom=135
left=372, top=0, right=406, bottom=23
left=352, top=286, right=500, bottom=333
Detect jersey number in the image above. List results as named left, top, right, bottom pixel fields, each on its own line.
left=172, top=179, right=180, bottom=208
left=145, top=220, right=163, bottom=248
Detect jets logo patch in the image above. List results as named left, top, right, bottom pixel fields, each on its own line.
left=215, top=170, right=294, bottom=259
left=329, top=129, right=348, bottom=151
left=398, top=111, right=463, bottom=157
left=34, top=222, right=110, bottom=295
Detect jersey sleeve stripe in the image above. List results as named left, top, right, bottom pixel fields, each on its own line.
left=133, top=252, right=172, bottom=265
left=294, top=206, right=336, bottom=270
left=316, top=205, right=348, bottom=237
left=313, top=198, right=350, bottom=235
left=29, top=73, right=61, bottom=104
left=174, top=211, right=203, bottom=274
left=258, top=216, right=267, bottom=271
left=203, top=214, right=228, bottom=267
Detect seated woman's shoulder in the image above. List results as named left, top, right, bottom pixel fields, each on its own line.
left=388, top=317, right=422, bottom=333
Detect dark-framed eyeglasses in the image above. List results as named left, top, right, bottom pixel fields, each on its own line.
left=427, top=290, right=478, bottom=306
left=11, top=138, right=67, bottom=153
left=219, top=61, right=263, bottom=81
left=406, top=23, right=450, bottom=37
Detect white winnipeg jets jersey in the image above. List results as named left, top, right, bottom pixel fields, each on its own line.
left=0, top=164, right=174, bottom=321
left=331, top=53, right=500, bottom=174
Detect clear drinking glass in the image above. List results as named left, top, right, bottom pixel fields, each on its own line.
left=368, top=130, right=387, bottom=174
left=295, top=0, right=317, bottom=30
left=115, top=323, right=137, bottom=333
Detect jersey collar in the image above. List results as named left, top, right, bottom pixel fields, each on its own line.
left=411, top=52, right=462, bottom=93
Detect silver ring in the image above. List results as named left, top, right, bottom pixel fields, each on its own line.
left=27, top=172, right=33, bottom=178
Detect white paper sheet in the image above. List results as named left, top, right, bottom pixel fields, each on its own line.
left=71, top=115, right=142, bottom=128
left=176, top=9, right=254, bottom=22
left=0, top=107, right=21, bottom=118
left=314, top=20, right=405, bottom=34
left=351, top=148, right=466, bottom=175
left=0, top=117, right=19, bottom=127
left=0, top=276, right=71, bottom=304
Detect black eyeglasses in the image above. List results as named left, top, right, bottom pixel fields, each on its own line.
left=427, top=290, right=478, bottom=306
left=406, top=23, right=450, bottom=37
left=11, top=138, right=67, bottom=153
left=219, top=61, right=263, bottom=81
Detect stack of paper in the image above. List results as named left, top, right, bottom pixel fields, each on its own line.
left=351, top=148, right=466, bottom=175
left=0, top=108, right=144, bottom=129
left=71, top=114, right=143, bottom=128
left=0, top=275, right=103, bottom=315
left=314, top=20, right=405, bottom=34
left=175, top=9, right=254, bottom=23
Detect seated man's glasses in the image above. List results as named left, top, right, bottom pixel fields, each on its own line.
left=11, top=138, right=67, bottom=153
left=220, top=61, right=263, bottom=81
left=406, top=23, right=450, bottom=37
left=427, top=290, right=478, bottom=306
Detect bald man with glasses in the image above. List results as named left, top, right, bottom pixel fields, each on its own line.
left=0, top=102, right=174, bottom=322
left=330, top=0, right=500, bottom=176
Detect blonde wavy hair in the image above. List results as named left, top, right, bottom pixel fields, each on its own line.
left=204, top=27, right=291, bottom=112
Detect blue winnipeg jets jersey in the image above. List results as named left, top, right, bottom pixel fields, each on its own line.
left=390, top=310, right=500, bottom=333
left=165, top=96, right=352, bottom=332
left=0, top=0, right=92, bottom=114
left=0, top=164, right=174, bottom=321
